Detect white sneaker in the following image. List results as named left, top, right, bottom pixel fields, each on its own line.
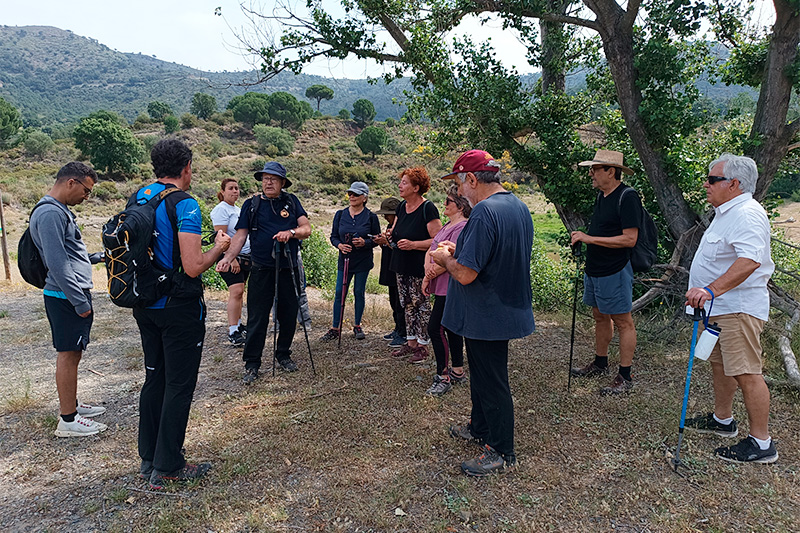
left=76, top=402, right=106, bottom=418
left=54, top=414, right=108, bottom=437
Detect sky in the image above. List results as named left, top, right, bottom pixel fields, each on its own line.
left=3, top=1, right=776, bottom=79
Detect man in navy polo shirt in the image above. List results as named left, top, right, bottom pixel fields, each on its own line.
left=432, top=150, right=535, bottom=476
left=218, top=162, right=311, bottom=383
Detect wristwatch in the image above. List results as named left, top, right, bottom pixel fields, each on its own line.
left=290, top=229, right=297, bottom=237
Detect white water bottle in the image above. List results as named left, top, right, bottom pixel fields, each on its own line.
left=694, top=322, right=721, bottom=361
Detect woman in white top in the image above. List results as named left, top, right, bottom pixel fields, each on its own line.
left=210, top=178, right=251, bottom=346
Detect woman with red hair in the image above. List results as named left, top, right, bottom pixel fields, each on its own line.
left=385, top=167, right=442, bottom=362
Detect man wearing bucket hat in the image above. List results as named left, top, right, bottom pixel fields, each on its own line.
left=432, top=149, right=535, bottom=476
left=570, top=149, right=643, bottom=395
left=684, top=154, right=777, bottom=463
left=217, top=161, right=311, bottom=383
left=372, top=196, right=407, bottom=346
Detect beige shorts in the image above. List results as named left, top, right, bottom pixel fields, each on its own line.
left=703, top=313, right=765, bottom=376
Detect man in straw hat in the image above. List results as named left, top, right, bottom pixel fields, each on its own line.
left=570, top=149, right=644, bottom=395
left=432, top=149, right=535, bottom=476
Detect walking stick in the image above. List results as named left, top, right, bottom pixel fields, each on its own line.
left=338, top=255, right=350, bottom=349
left=272, top=240, right=281, bottom=377
left=568, top=242, right=582, bottom=392
left=672, top=307, right=704, bottom=471
left=285, top=245, right=316, bottom=375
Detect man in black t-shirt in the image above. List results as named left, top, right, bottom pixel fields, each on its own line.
left=570, top=150, right=642, bottom=395
left=218, top=162, right=311, bottom=383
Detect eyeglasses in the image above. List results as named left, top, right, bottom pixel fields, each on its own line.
left=73, top=179, right=92, bottom=196
left=707, top=175, right=732, bottom=184
left=261, top=176, right=283, bottom=183
left=444, top=197, right=455, bottom=205
left=347, top=191, right=362, bottom=197
left=589, top=165, right=610, bottom=173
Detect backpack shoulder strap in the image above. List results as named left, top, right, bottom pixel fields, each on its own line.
left=248, top=194, right=261, bottom=231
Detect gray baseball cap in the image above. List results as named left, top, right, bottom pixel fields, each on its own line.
left=346, top=181, right=369, bottom=196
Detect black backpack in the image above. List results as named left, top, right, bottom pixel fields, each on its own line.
left=102, top=187, right=183, bottom=308
left=617, top=187, right=658, bottom=272
left=17, top=202, right=49, bottom=288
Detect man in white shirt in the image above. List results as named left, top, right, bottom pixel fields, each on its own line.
left=684, top=153, right=777, bottom=463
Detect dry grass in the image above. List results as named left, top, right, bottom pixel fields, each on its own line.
left=0, top=282, right=798, bottom=532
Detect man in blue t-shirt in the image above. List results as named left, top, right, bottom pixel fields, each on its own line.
left=570, top=150, right=642, bottom=395
left=217, top=161, right=311, bottom=383
left=133, top=139, right=230, bottom=489
left=432, top=149, right=535, bottom=477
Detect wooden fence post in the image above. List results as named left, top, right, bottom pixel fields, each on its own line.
left=0, top=190, right=10, bottom=280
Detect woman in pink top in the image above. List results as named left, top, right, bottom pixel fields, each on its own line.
left=421, top=185, right=471, bottom=396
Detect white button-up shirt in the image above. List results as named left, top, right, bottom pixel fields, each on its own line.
left=687, top=193, right=774, bottom=321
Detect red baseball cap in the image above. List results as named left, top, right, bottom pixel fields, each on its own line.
left=441, top=150, right=500, bottom=179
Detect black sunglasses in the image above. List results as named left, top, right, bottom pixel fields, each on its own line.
left=707, top=175, right=731, bottom=184
left=73, top=178, right=92, bottom=196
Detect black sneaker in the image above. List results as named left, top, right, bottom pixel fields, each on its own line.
left=383, top=330, right=396, bottom=340
left=140, top=459, right=154, bottom=480
left=238, top=324, right=247, bottom=338
left=461, top=445, right=516, bottom=477
left=570, top=360, right=609, bottom=377
left=449, top=422, right=483, bottom=445
left=278, top=358, right=299, bottom=372
left=149, top=463, right=212, bottom=490
left=388, top=334, right=407, bottom=347
left=715, top=436, right=778, bottom=464
left=320, top=329, right=339, bottom=342
left=353, top=326, right=366, bottom=340
left=685, top=412, right=738, bottom=438
left=242, top=367, right=259, bottom=385
left=228, top=330, right=245, bottom=347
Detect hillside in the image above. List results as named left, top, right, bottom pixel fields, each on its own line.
left=0, top=25, right=411, bottom=127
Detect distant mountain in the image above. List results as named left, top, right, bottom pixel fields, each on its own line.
left=0, top=25, right=411, bottom=127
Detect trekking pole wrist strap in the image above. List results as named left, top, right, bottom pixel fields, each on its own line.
left=702, top=286, right=715, bottom=327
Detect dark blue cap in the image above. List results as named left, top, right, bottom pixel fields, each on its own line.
left=254, top=161, right=291, bottom=188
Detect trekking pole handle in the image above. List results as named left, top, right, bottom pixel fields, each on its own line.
left=571, top=242, right=582, bottom=258
left=693, top=307, right=702, bottom=322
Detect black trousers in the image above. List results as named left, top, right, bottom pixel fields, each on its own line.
left=388, top=284, right=406, bottom=337
left=243, top=265, right=299, bottom=370
left=134, top=298, right=206, bottom=474
left=428, top=295, right=463, bottom=376
left=465, top=338, right=515, bottom=459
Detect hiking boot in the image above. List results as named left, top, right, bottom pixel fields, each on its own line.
left=391, top=343, right=414, bottom=358
left=426, top=375, right=452, bottom=396
left=353, top=326, right=366, bottom=340
left=54, top=414, right=108, bottom=437
left=715, top=437, right=778, bottom=464
left=685, top=412, right=739, bottom=438
left=149, top=463, right=212, bottom=490
left=383, top=330, right=397, bottom=340
left=76, top=402, right=106, bottom=418
left=409, top=345, right=429, bottom=364
left=601, top=373, right=633, bottom=395
left=449, top=422, right=483, bottom=445
left=140, top=460, right=154, bottom=480
left=242, top=367, right=259, bottom=385
left=461, top=444, right=516, bottom=477
left=320, top=328, right=340, bottom=342
left=570, top=360, right=609, bottom=377
left=228, top=330, right=245, bottom=347
left=278, top=358, right=299, bottom=372
left=448, top=370, right=468, bottom=385
left=388, top=334, right=407, bottom=347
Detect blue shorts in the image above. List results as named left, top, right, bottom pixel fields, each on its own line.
left=583, top=262, right=633, bottom=315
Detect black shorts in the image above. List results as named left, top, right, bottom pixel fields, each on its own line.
left=218, top=255, right=251, bottom=287
left=44, top=291, right=93, bottom=352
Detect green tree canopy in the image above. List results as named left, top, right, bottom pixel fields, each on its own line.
left=73, top=114, right=144, bottom=175
left=0, top=97, right=22, bottom=147
left=253, top=124, right=295, bottom=156
left=147, top=101, right=173, bottom=121
left=227, top=92, right=272, bottom=127
left=352, top=99, right=375, bottom=127
left=190, top=93, right=218, bottom=120
left=355, top=125, right=388, bottom=158
left=305, top=84, right=335, bottom=111
left=268, top=91, right=307, bottom=129
left=23, top=130, right=54, bottom=156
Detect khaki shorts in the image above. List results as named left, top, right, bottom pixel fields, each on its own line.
left=703, top=313, right=765, bottom=376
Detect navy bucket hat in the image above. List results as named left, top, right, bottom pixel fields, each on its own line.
left=254, top=161, right=292, bottom=188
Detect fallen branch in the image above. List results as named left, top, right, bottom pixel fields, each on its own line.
left=235, top=383, right=350, bottom=410
left=87, top=368, right=105, bottom=377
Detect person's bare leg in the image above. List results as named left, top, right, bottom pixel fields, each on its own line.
left=711, top=361, right=739, bottom=420
left=227, top=283, right=244, bottom=326
left=611, top=312, right=636, bottom=367
left=56, top=350, right=82, bottom=415
left=593, top=307, right=613, bottom=357
left=735, top=374, right=770, bottom=440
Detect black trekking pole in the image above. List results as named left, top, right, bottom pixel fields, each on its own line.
left=272, top=240, right=281, bottom=377
left=285, top=245, right=316, bottom=375
left=671, top=307, right=704, bottom=472
left=338, top=255, right=350, bottom=350
left=568, top=242, right=582, bottom=392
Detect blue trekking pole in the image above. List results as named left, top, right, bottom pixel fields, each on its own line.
left=672, top=307, right=704, bottom=471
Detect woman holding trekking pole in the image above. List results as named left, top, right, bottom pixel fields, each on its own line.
left=211, top=178, right=250, bottom=346
left=320, top=181, right=380, bottom=342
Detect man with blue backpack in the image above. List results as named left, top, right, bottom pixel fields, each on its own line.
left=570, top=150, right=646, bottom=395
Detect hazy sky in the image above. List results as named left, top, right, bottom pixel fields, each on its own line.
left=4, top=1, right=775, bottom=79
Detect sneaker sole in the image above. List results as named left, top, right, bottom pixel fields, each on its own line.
left=461, top=462, right=516, bottom=477
left=716, top=451, right=778, bottom=464
left=686, top=427, right=739, bottom=438
left=54, top=428, right=101, bottom=437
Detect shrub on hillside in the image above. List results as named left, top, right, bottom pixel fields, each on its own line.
left=73, top=114, right=144, bottom=175
left=181, top=113, right=200, bottom=129
left=210, top=111, right=234, bottom=125
left=253, top=124, right=295, bottom=156
left=91, top=180, right=122, bottom=201
left=163, top=115, right=179, bottom=134
left=301, top=227, right=337, bottom=294
left=355, top=126, right=389, bottom=158
left=338, top=109, right=350, bottom=120
left=24, top=130, right=55, bottom=157
left=317, top=163, right=376, bottom=185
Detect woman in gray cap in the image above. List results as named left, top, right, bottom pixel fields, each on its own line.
left=320, top=181, right=381, bottom=341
